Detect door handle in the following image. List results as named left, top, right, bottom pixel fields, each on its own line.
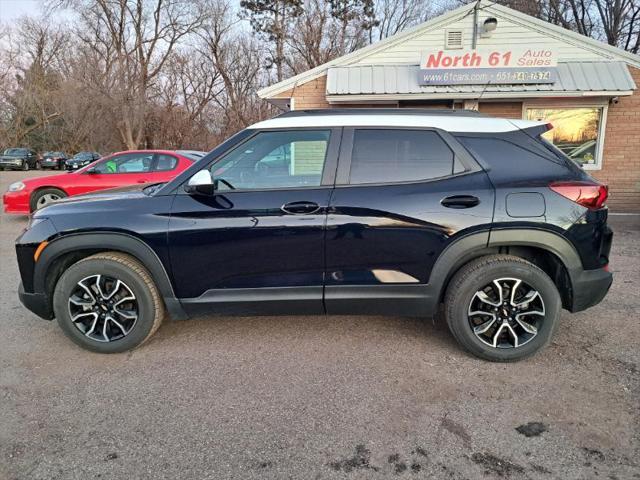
left=281, top=201, right=321, bottom=215
left=441, top=195, right=480, bottom=209
left=137, top=180, right=147, bottom=184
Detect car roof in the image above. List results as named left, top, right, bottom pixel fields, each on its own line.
left=249, top=108, right=544, bottom=133
left=176, top=150, right=207, bottom=160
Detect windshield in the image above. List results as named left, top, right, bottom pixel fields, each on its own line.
left=4, top=148, right=27, bottom=155
left=44, top=151, right=64, bottom=157
left=72, top=152, right=93, bottom=160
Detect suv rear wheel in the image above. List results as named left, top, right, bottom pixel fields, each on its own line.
left=53, top=252, right=165, bottom=353
left=444, top=255, right=561, bottom=362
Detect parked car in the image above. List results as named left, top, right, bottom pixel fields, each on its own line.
left=0, top=148, right=38, bottom=171
left=40, top=151, right=68, bottom=170
left=14, top=110, right=612, bottom=361
left=3, top=150, right=204, bottom=214
left=65, top=151, right=101, bottom=170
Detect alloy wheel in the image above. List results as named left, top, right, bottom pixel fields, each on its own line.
left=467, top=277, right=545, bottom=349
left=67, top=274, right=138, bottom=342
left=36, top=193, right=62, bottom=209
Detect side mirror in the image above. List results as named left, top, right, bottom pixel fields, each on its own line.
left=185, top=169, right=215, bottom=196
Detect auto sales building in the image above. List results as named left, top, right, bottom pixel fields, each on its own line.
left=258, top=0, right=640, bottom=212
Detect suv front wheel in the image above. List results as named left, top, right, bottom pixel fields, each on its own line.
left=444, top=255, right=561, bottom=362
left=53, top=252, right=165, bottom=353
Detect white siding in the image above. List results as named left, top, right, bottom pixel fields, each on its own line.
left=354, top=8, right=613, bottom=66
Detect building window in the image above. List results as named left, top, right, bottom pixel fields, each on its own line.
left=525, top=106, right=606, bottom=170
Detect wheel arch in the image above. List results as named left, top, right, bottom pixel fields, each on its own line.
left=29, top=186, right=69, bottom=212
left=430, top=229, right=581, bottom=311
left=34, top=232, right=187, bottom=320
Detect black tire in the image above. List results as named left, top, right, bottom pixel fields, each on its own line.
left=53, top=252, right=165, bottom=353
left=30, top=188, right=67, bottom=212
left=444, top=255, right=561, bottom=362
left=22, top=160, right=29, bottom=171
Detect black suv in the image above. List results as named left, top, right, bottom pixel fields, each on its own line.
left=0, top=148, right=38, bottom=171
left=15, top=110, right=613, bottom=361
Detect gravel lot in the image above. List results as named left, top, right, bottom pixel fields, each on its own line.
left=1, top=170, right=639, bottom=480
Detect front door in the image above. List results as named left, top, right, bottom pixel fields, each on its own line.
left=324, top=127, right=495, bottom=316
left=168, top=128, right=340, bottom=316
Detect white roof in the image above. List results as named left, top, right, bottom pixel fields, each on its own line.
left=248, top=114, right=544, bottom=133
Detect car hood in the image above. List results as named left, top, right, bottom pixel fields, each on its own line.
left=0, top=154, right=25, bottom=159
left=59, top=184, right=149, bottom=205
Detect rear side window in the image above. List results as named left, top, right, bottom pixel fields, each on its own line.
left=456, top=133, right=573, bottom=181
left=154, top=154, right=178, bottom=171
left=349, top=129, right=454, bottom=184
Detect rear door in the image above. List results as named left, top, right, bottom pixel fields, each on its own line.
left=324, top=127, right=495, bottom=316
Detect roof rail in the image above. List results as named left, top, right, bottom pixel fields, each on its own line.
left=277, top=108, right=485, bottom=118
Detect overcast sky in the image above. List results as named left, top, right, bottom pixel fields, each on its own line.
left=0, top=0, right=43, bottom=22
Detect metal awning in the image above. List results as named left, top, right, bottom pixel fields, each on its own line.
left=326, top=61, right=636, bottom=101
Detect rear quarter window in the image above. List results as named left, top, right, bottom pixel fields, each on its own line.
left=455, top=132, right=573, bottom=181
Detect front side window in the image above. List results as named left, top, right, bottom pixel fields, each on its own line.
left=92, top=153, right=153, bottom=174
left=349, top=129, right=455, bottom=185
left=211, top=130, right=330, bottom=191
left=525, top=107, right=604, bottom=169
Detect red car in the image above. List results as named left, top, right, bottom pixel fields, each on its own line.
left=3, top=150, right=205, bottom=214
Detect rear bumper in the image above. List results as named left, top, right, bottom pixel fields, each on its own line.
left=19, top=282, right=54, bottom=320
left=570, top=267, right=613, bottom=313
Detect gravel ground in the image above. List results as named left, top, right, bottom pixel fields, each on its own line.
left=1, top=170, right=639, bottom=480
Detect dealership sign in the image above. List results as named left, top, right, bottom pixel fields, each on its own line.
left=419, top=48, right=558, bottom=85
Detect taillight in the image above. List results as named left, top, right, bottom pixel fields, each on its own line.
left=549, top=181, right=608, bottom=209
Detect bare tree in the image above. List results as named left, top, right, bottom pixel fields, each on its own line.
left=63, top=0, right=209, bottom=148
left=240, top=0, right=303, bottom=82
left=373, top=0, right=434, bottom=41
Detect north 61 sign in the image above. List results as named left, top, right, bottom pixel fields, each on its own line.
left=419, top=48, right=558, bottom=85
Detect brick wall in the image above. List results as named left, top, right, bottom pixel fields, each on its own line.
left=275, top=71, right=640, bottom=211
left=478, top=101, right=523, bottom=119
left=275, top=76, right=330, bottom=109
left=592, top=67, right=640, bottom=212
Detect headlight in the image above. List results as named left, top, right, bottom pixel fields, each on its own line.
left=8, top=181, right=25, bottom=192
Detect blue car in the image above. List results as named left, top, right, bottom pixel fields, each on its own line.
left=15, top=109, right=613, bottom=361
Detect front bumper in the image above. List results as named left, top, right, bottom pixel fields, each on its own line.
left=19, top=282, right=54, bottom=320
left=570, top=267, right=613, bottom=313
left=0, top=161, right=24, bottom=170
left=3, top=190, right=31, bottom=214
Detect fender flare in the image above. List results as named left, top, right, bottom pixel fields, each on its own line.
left=34, top=232, right=188, bottom=320
left=426, top=228, right=582, bottom=310
left=487, top=228, right=582, bottom=272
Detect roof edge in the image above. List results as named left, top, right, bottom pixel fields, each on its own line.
left=258, top=0, right=640, bottom=100
left=257, top=2, right=476, bottom=99
left=484, top=2, right=640, bottom=69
